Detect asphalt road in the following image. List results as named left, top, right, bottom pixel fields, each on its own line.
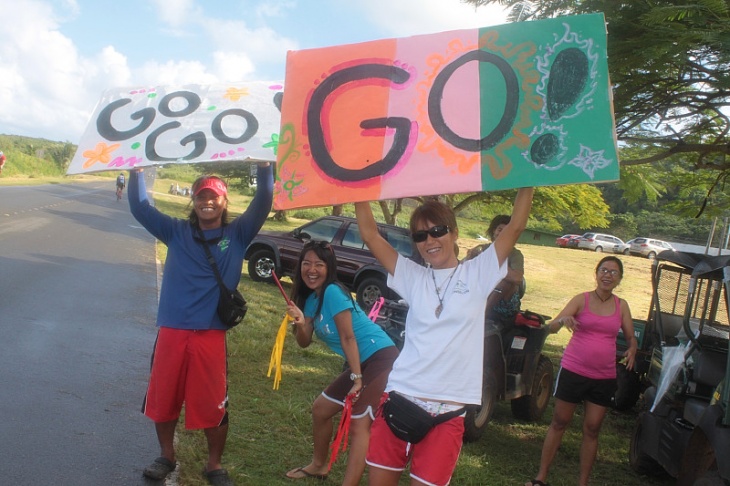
left=0, top=175, right=166, bottom=485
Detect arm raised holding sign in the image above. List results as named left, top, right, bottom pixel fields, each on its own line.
left=354, top=189, right=533, bottom=486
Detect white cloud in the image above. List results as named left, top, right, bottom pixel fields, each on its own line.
left=360, top=0, right=508, bottom=36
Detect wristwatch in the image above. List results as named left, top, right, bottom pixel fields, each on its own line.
left=350, top=373, right=363, bottom=381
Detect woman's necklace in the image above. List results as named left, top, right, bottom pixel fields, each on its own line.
left=431, top=262, right=460, bottom=318
left=594, top=290, right=613, bottom=303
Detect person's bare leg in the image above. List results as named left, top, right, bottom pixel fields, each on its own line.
left=526, top=399, right=577, bottom=486
left=368, top=466, right=402, bottom=486
left=578, top=402, right=608, bottom=486
left=155, top=419, right=178, bottom=463
left=341, top=416, right=371, bottom=486
left=286, top=394, right=341, bottom=478
left=204, top=423, right=228, bottom=472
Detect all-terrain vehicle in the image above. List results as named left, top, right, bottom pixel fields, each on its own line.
left=372, top=299, right=554, bottom=442
left=628, top=252, right=730, bottom=484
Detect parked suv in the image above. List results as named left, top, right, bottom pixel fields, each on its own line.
left=577, top=232, right=626, bottom=253
left=245, top=216, right=417, bottom=309
left=629, top=237, right=674, bottom=259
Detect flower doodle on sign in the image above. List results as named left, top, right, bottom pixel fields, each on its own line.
left=82, top=142, right=121, bottom=169
left=224, top=87, right=250, bottom=101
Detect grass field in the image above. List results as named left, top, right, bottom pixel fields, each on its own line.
left=148, top=190, right=667, bottom=486
left=3, top=175, right=671, bottom=485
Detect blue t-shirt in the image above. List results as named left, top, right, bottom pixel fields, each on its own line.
left=128, top=167, right=273, bottom=330
left=304, top=284, right=395, bottom=361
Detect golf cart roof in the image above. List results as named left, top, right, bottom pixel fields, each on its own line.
left=657, top=250, right=730, bottom=279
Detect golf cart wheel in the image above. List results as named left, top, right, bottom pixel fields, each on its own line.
left=463, top=370, right=497, bottom=442
left=613, top=363, right=641, bottom=411
left=629, top=414, right=662, bottom=475
left=511, top=355, right=553, bottom=421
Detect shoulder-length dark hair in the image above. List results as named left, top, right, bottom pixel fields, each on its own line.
left=290, top=241, right=352, bottom=319
left=488, top=215, right=511, bottom=240
left=187, top=175, right=229, bottom=227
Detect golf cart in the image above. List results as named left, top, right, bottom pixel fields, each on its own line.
left=372, top=299, right=554, bottom=442
left=613, top=251, right=712, bottom=411
left=628, top=252, right=730, bottom=484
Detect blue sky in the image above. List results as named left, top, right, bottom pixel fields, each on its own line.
left=0, top=0, right=508, bottom=143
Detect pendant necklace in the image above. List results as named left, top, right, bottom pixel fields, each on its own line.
left=431, top=262, right=460, bottom=318
left=594, top=290, right=612, bottom=303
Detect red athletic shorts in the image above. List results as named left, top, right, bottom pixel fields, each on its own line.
left=142, top=327, right=228, bottom=429
left=366, top=408, right=465, bottom=486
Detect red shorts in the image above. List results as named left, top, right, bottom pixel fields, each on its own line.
left=142, top=327, right=228, bottom=429
left=366, top=409, right=465, bottom=486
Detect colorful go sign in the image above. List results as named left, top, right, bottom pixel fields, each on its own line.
left=274, top=13, right=617, bottom=210
left=67, top=82, right=283, bottom=174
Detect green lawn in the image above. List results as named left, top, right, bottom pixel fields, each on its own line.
left=148, top=187, right=667, bottom=486
left=4, top=175, right=669, bottom=485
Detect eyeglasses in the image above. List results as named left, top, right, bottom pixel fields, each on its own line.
left=598, top=267, right=620, bottom=277
left=411, top=225, right=450, bottom=243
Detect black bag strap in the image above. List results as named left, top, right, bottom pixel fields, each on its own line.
left=432, top=406, right=467, bottom=426
left=195, top=226, right=229, bottom=294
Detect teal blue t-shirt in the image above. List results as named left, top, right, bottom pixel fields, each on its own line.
left=303, top=284, right=394, bottom=361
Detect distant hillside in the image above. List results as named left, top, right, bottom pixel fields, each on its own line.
left=0, top=134, right=76, bottom=177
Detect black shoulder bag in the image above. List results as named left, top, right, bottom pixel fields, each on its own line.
left=196, top=228, right=247, bottom=328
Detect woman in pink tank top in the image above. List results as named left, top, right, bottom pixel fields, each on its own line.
left=525, top=256, right=637, bottom=486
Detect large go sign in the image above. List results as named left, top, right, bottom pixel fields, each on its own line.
left=67, top=83, right=283, bottom=174
left=274, top=13, right=617, bottom=210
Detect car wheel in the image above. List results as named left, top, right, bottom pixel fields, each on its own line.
left=511, top=355, right=553, bottom=421
left=463, top=370, right=497, bottom=442
left=247, top=248, right=276, bottom=282
left=647, top=251, right=657, bottom=259
left=595, top=246, right=603, bottom=252
left=356, top=276, right=388, bottom=310
left=613, top=363, right=641, bottom=411
left=623, top=248, right=630, bottom=255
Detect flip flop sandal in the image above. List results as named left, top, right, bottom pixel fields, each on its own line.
left=142, top=456, right=176, bottom=480
left=203, top=468, right=234, bottom=486
left=286, top=466, right=328, bottom=480
left=528, top=480, right=550, bottom=486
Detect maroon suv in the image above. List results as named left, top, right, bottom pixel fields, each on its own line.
left=245, top=216, right=418, bottom=309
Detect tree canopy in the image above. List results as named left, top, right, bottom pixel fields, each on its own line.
left=465, top=0, right=730, bottom=178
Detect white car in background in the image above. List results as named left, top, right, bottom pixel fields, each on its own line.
left=629, top=237, right=675, bottom=259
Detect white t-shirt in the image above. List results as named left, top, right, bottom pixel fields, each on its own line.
left=387, top=245, right=507, bottom=405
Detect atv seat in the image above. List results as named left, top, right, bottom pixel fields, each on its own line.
left=692, top=348, right=726, bottom=389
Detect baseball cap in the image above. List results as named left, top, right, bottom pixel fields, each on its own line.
left=193, top=177, right=227, bottom=197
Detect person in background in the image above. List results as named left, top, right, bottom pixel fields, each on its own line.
left=466, top=214, right=525, bottom=327
left=355, top=188, right=534, bottom=486
left=116, top=172, right=126, bottom=199
left=0, top=151, right=6, bottom=174
left=284, top=240, right=399, bottom=485
left=525, top=255, right=637, bottom=486
left=128, top=165, right=273, bottom=486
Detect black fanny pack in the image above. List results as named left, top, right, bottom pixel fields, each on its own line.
left=381, top=391, right=466, bottom=444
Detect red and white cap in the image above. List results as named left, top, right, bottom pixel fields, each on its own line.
left=193, top=177, right=227, bottom=197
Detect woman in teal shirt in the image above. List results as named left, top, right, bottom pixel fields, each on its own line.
left=285, top=240, right=398, bottom=485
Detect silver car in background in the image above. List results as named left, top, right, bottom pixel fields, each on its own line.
left=629, top=237, right=675, bottom=259
left=577, top=232, right=627, bottom=253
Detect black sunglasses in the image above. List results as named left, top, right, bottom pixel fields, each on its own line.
left=303, top=240, right=333, bottom=251
left=411, top=225, right=450, bottom=243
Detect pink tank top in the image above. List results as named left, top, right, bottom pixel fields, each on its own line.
left=560, top=292, right=622, bottom=379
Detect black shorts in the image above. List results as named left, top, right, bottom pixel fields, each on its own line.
left=554, top=367, right=616, bottom=407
